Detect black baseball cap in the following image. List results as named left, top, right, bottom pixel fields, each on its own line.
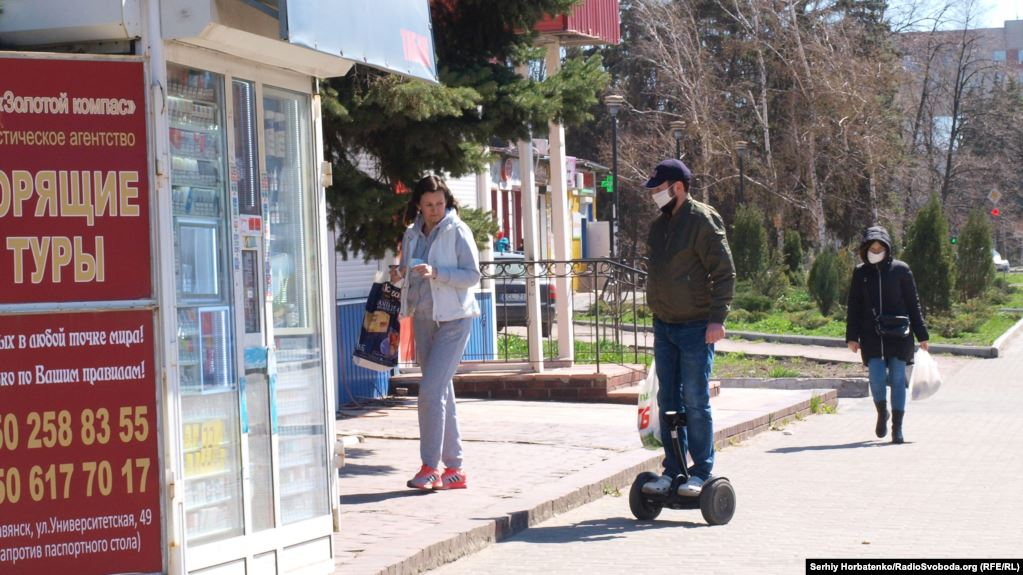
left=643, top=159, right=693, bottom=189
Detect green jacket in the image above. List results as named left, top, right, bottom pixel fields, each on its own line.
left=646, top=197, right=735, bottom=324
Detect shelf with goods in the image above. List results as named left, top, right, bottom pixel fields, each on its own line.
left=185, top=514, right=238, bottom=545
left=172, top=185, right=222, bottom=219
left=169, top=63, right=229, bottom=307
left=168, top=88, right=223, bottom=188
left=181, top=384, right=243, bottom=543
left=278, top=441, right=317, bottom=472
left=276, top=421, right=327, bottom=524
left=169, top=126, right=223, bottom=215
left=184, top=477, right=235, bottom=511
left=264, top=91, right=313, bottom=335
left=176, top=307, right=233, bottom=393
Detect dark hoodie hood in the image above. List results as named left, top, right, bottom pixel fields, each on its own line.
left=858, top=226, right=893, bottom=265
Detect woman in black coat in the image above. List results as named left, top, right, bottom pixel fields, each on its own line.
left=845, top=226, right=929, bottom=444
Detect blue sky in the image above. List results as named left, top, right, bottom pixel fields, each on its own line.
left=980, top=0, right=1022, bottom=26
left=890, top=0, right=1022, bottom=28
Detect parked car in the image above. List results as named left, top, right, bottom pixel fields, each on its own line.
left=488, top=252, right=556, bottom=336
left=993, top=250, right=1010, bottom=273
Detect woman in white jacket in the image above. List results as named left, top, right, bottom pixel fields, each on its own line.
left=390, top=175, right=481, bottom=490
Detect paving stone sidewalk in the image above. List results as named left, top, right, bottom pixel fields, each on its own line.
left=332, top=342, right=974, bottom=575
left=428, top=333, right=1023, bottom=574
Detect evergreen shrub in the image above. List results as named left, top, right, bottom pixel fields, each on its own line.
left=955, top=208, right=995, bottom=301
left=807, top=248, right=843, bottom=316
left=902, top=195, right=954, bottom=313
left=732, top=204, right=769, bottom=281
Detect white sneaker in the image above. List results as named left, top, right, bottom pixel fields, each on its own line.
left=677, top=475, right=705, bottom=496
left=641, top=474, right=672, bottom=495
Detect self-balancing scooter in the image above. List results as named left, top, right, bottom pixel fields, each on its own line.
left=629, top=411, right=736, bottom=525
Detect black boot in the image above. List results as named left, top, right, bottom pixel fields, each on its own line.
left=891, top=410, right=905, bottom=444
left=874, top=401, right=889, bottom=438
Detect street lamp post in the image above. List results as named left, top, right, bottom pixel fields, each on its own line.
left=605, top=94, right=624, bottom=259
left=670, top=120, right=686, bottom=159
left=736, top=140, right=748, bottom=206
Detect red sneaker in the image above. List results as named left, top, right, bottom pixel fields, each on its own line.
left=407, top=465, right=441, bottom=490
left=437, top=467, right=467, bottom=490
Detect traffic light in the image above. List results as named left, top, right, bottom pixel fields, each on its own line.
left=950, top=236, right=957, bottom=245
left=992, top=208, right=1001, bottom=217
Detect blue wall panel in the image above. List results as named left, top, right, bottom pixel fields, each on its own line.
left=337, top=301, right=390, bottom=406
left=337, top=292, right=495, bottom=406
left=464, top=292, right=496, bottom=361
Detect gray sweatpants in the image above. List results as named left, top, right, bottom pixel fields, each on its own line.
left=412, top=316, right=473, bottom=469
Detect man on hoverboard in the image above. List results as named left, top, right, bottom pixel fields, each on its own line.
left=640, top=159, right=736, bottom=497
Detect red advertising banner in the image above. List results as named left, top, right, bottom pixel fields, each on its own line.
left=0, top=310, right=161, bottom=574
left=0, top=56, right=151, bottom=303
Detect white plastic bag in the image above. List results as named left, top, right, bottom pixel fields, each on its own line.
left=637, top=360, right=662, bottom=449
left=910, top=349, right=941, bottom=401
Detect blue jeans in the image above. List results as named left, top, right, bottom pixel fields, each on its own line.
left=868, top=357, right=907, bottom=411
left=654, top=318, right=715, bottom=480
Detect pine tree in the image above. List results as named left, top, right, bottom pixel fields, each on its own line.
left=732, top=204, right=768, bottom=281
left=807, top=248, right=843, bottom=316
left=323, top=0, right=609, bottom=260
left=902, top=195, right=954, bottom=314
left=955, top=208, right=995, bottom=301
left=783, top=229, right=804, bottom=279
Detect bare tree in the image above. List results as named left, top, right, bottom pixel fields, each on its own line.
left=894, top=0, right=1004, bottom=225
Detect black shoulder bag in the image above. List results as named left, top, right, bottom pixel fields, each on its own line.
left=874, top=309, right=910, bottom=338
left=870, top=265, right=910, bottom=339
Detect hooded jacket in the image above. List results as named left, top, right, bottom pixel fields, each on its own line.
left=399, top=209, right=481, bottom=322
left=845, top=226, right=929, bottom=365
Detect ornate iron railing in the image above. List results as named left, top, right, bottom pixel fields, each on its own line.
left=399, top=257, right=652, bottom=371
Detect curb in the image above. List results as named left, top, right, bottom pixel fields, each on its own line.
left=992, top=316, right=1023, bottom=355
left=363, top=388, right=838, bottom=575
left=610, top=323, right=1016, bottom=358
left=726, top=331, right=1007, bottom=358
left=362, top=449, right=663, bottom=575
left=717, top=377, right=869, bottom=398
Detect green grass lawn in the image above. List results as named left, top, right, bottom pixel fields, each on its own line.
left=491, top=335, right=862, bottom=378
left=1002, top=273, right=1023, bottom=308
left=725, top=313, right=847, bottom=338
left=494, top=335, right=649, bottom=365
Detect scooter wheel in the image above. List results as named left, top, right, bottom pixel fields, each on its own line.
left=629, top=472, right=663, bottom=520
left=700, top=478, right=736, bottom=525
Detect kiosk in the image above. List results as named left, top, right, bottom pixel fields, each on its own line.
left=0, top=1, right=436, bottom=574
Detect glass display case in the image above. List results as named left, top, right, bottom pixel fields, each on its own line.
left=265, top=87, right=329, bottom=524
left=167, top=63, right=330, bottom=549
left=169, top=63, right=244, bottom=544
left=266, top=93, right=310, bottom=332
left=177, top=306, right=233, bottom=391
left=181, top=390, right=242, bottom=542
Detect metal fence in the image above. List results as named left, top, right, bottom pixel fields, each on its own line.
left=398, top=257, right=653, bottom=371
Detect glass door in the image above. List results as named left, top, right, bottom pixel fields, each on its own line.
left=168, top=63, right=244, bottom=544
left=264, top=87, right=329, bottom=524
left=232, top=78, right=275, bottom=533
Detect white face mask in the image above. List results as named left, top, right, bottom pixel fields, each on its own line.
left=867, top=250, right=886, bottom=264
left=651, top=188, right=674, bottom=209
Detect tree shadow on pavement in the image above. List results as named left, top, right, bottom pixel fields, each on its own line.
left=768, top=440, right=882, bottom=453
left=339, top=446, right=399, bottom=477
left=341, top=489, right=433, bottom=505
left=502, top=516, right=701, bottom=544
left=339, top=462, right=401, bottom=476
